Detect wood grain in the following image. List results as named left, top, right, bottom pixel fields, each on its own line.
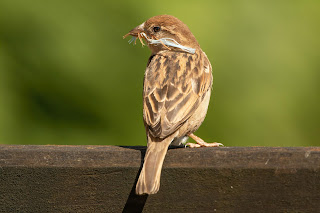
left=0, top=145, right=319, bottom=212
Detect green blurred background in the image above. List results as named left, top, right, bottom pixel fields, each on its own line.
left=0, top=0, right=319, bottom=146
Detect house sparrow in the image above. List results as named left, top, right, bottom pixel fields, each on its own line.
left=124, top=15, right=223, bottom=195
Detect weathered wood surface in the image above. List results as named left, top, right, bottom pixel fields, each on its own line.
left=0, top=145, right=319, bottom=213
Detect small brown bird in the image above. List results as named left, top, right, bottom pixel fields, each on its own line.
left=124, top=15, right=223, bottom=195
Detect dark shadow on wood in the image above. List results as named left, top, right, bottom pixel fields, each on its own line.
left=121, top=146, right=148, bottom=213
left=121, top=145, right=185, bottom=212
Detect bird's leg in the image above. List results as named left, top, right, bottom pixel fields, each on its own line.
left=186, top=133, right=223, bottom=148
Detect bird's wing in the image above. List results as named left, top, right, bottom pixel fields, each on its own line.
left=143, top=52, right=212, bottom=138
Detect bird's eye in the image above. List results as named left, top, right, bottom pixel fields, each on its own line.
left=153, top=26, right=161, bottom=33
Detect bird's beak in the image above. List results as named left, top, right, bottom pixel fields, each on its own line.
left=123, top=22, right=145, bottom=38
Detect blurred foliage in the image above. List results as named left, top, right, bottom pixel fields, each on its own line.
left=0, top=0, right=319, bottom=146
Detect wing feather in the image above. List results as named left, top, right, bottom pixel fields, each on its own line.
left=143, top=51, right=212, bottom=138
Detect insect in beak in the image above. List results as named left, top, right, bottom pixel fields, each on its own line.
left=123, top=23, right=145, bottom=46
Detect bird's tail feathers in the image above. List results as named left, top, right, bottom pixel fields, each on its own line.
left=135, top=134, right=174, bottom=195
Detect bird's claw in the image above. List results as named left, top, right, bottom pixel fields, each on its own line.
left=186, top=142, right=224, bottom=148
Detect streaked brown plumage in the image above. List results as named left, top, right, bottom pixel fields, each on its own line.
left=124, top=15, right=222, bottom=195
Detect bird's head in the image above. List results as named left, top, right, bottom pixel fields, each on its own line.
left=124, top=15, right=200, bottom=54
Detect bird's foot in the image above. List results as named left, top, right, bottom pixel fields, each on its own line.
left=186, top=133, right=224, bottom=148
left=186, top=142, right=223, bottom=148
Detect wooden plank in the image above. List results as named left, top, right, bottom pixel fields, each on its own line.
left=0, top=145, right=319, bottom=212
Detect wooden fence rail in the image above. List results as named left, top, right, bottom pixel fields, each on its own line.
left=0, top=145, right=319, bottom=212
